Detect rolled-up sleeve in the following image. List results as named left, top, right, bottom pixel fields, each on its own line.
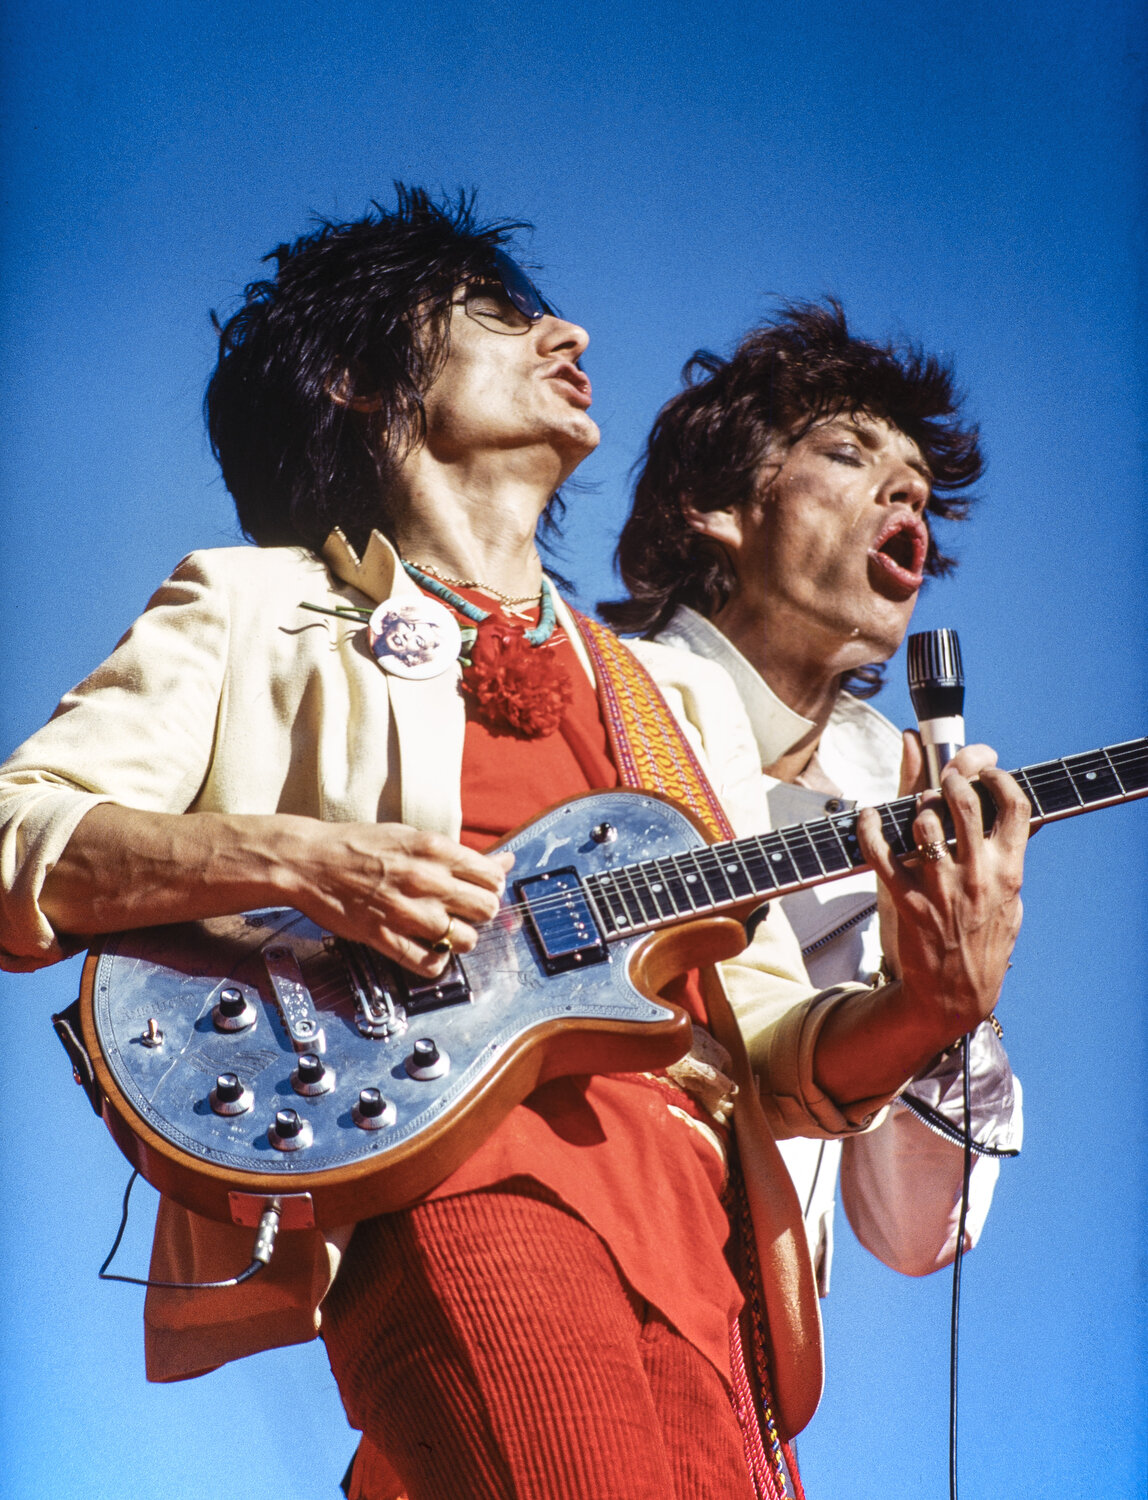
left=0, top=554, right=231, bottom=970
left=719, top=936, right=905, bottom=1139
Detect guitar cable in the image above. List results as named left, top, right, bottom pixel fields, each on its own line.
left=98, top=1170, right=282, bottom=1290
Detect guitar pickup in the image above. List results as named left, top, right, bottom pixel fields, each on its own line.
left=394, top=954, right=472, bottom=1015
left=516, top=868, right=609, bottom=976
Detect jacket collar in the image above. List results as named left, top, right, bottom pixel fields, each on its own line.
left=656, top=606, right=902, bottom=800
left=655, top=607, right=813, bottom=768
left=321, top=527, right=418, bottom=605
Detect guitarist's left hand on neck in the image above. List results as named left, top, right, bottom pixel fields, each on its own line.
left=811, top=744, right=1029, bottom=1109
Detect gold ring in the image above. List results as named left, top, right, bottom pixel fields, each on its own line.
left=431, top=915, right=456, bottom=955
left=917, top=839, right=949, bottom=863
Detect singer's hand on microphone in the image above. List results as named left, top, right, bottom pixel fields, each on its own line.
left=859, top=749, right=1030, bottom=1054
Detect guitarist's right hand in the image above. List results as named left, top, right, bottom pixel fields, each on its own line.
left=281, top=820, right=513, bottom=977
left=40, top=805, right=511, bottom=978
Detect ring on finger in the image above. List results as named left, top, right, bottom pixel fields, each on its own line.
left=916, top=839, right=949, bottom=863
left=431, top=915, right=456, bottom=954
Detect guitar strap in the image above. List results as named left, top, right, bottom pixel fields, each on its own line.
left=570, top=611, right=735, bottom=839
left=571, top=611, right=807, bottom=1500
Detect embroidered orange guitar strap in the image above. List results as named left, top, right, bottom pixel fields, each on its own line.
left=570, top=611, right=735, bottom=843
left=570, top=610, right=809, bottom=1498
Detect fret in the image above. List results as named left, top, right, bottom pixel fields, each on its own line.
left=776, top=824, right=825, bottom=880
left=879, top=798, right=916, bottom=857
left=692, top=846, right=736, bottom=906
left=586, top=873, right=628, bottom=934
left=622, top=862, right=665, bottom=924
left=830, top=815, right=864, bottom=869
left=669, top=850, right=710, bottom=911
left=601, top=870, right=643, bottom=931
left=712, top=843, right=756, bottom=899
left=612, top=864, right=654, bottom=927
left=651, top=855, right=696, bottom=915
left=635, top=861, right=679, bottom=921
left=1020, top=757, right=1081, bottom=816
left=684, top=847, right=731, bottom=907
left=805, top=817, right=855, bottom=874
left=1013, top=767, right=1042, bottom=818
left=1101, top=746, right=1127, bottom=794
left=1061, top=749, right=1124, bottom=807
left=1109, top=738, right=1148, bottom=792
left=736, top=836, right=781, bottom=896
left=759, top=831, right=799, bottom=888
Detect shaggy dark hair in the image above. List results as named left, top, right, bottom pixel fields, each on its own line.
left=601, top=300, right=983, bottom=695
left=205, top=186, right=532, bottom=554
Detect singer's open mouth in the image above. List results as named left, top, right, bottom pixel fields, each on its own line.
left=868, top=513, right=927, bottom=597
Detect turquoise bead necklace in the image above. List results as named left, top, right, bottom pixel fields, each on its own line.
left=400, top=560, right=557, bottom=647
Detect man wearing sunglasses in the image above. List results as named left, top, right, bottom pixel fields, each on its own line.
left=0, top=193, right=1028, bottom=1500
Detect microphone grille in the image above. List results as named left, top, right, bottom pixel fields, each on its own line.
left=907, top=628, right=963, bottom=689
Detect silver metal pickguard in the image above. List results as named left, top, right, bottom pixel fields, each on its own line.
left=91, top=791, right=707, bottom=1191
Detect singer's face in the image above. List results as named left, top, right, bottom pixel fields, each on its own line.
left=695, top=413, right=932, bottom=667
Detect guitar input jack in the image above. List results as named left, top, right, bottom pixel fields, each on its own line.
left=98, top=1172, right=281, bottom=1290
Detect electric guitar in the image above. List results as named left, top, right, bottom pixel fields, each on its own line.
left=71, top=737, right=1147, bottom=1231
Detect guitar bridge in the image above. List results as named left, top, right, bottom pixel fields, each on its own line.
left=516, top=868, right=609, bottom=976
left=395, top=954, right=472, bottom=1015
left=333, top=939, right=472, bottom=1025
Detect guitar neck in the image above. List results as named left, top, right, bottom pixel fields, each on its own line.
left=585, top=736, right=1148, bottom=940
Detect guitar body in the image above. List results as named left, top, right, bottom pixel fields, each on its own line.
left=80, top=789, right=734, bottom=1229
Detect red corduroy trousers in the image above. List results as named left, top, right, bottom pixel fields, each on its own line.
left=322, top=1181, right=758, bottom=1500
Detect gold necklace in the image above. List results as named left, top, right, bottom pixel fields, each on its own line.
left=403, top=558, right=542, bottom=609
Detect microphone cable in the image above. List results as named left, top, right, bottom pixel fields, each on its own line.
left=948, top=1032, right=974, bottom=1500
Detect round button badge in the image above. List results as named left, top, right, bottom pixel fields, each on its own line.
left=367, top=595, right=462, bottom=680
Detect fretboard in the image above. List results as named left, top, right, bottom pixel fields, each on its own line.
left=585, top=736, right=1148, bottom=940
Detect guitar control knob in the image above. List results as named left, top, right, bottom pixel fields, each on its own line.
left=352, top=1087, right=397, bottom=1131
left=405, top=1037, right=450, bottom=1081
left=591, top=822, right=618, bottom=844
left=210, top=1071, right=254, bottom=1116
left=213, top=986, right=258, bottom=1033
left=292, top=1052, right=335, bottom=1097
left=268, top=1107, right=313, bottom=1152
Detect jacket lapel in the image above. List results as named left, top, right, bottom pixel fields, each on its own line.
left=321, top=528, right=466, bottom=838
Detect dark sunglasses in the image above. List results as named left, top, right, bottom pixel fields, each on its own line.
left=492, top=249, right=550, bottom=322
left=456, top=250, right=553, bottom=335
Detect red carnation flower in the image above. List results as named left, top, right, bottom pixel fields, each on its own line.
left=463, top=617, right=573, bottom=738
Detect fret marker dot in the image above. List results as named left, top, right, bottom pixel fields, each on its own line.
left=1085, top=771, right=1097, bottom=781
left=771, top=853, right=783, bottom=862
left=725, top=863, right=738, bottom=872
left=686, top=874, right=697, bottom=883
left=651, top=883, right=664, bottom=894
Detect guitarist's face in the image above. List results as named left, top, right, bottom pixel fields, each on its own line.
left=418, top=291, right=600, bottom=486
left=696, top=412, right=933, bottom=673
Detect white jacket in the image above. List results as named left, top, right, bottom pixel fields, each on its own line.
left=653, top=606, right=1023, bottom=1290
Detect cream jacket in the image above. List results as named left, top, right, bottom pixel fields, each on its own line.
left=0, top=534, right=894, bottom=1432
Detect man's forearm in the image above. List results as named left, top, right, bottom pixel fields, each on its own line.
left=811, top=978, right=958, bottom=1105
left=38, top=803, right=511, bottom=978
left=39, top=804, right=313, bottom=937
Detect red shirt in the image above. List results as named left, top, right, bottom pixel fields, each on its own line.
left=423, top=595, right=741, bottom=1379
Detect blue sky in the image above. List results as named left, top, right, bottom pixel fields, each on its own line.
left=1, top=2, right=1145, bottom=1496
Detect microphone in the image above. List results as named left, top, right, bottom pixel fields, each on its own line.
left=907, top=628, right=965, bottom=790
